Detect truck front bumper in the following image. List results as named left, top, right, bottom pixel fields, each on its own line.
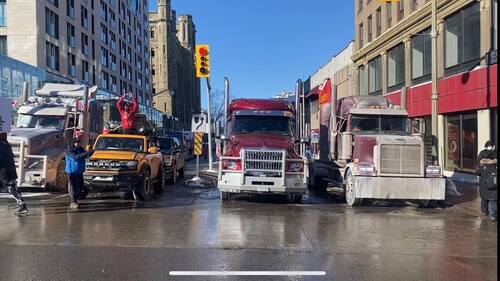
left=83, top=173, right=143, bottom=189
left=353, top=176, right=446, bottom=200
left=218, top=173, right=307, bottom=195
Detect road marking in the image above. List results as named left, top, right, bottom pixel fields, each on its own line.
left=169, top=271, right=326, bottom=276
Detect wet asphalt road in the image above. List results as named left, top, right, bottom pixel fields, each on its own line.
left=0, top=159, right=497, bottom=281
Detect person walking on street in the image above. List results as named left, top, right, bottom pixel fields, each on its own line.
left=65, top=138, right=94, bottom=209
left=117, top=93, right=139, bottom=134
left=476, top=140, right=497, bottom=221
left=0, top=132, right=28, bottom=215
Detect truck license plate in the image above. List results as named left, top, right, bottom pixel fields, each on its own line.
left=257, top=186, right=269, bottom=192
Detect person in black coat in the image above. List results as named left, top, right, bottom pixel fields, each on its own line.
left=476, top=140, right=497, bottom=221
left=0, top=132, right=28, bottom=214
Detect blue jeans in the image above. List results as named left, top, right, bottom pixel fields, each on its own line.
left=481, top=199, right=497, bottom=219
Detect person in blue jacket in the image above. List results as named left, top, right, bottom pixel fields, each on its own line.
left=65, top=137, right=94, bottom=209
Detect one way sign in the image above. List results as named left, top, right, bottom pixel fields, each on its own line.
left=191, top=113, right=208, bottom=133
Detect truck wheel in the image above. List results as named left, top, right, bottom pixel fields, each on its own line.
left=54, top=160, right=68, bottom=192
left=221, top=191, right=231, bottom=201
left=290, top=194, right=302, bottom=204
left=154, top=166, right=165, bottom=194
left=179, top=164, right=186, bottom=178
left=418, top=200, right=437, bottom=208
left=133, top=171, right=151, bottom=201
left=168, top=168, right=177, bottom=184
left=345, top=169, right=362, bottom=206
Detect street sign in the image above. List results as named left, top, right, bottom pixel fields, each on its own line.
left=191, top=114, right=207, bottom=133
left=194, top=132, right=203, bottom=155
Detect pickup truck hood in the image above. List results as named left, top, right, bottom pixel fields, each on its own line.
left=90, top=150, right=138, bottom=160
left=231, top=134, right=294, bottom=151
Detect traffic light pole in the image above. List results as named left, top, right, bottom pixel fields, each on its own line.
left=206, top=77, right=214, bottom=172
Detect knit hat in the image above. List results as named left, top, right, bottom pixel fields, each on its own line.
left=485, top=140, right=493, bottom=147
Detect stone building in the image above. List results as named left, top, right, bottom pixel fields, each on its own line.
left=0, top=0, right=152, bottom=105
left=352, top=0, right=497, bottom=179
left=149, top=0, right=200, bottom=130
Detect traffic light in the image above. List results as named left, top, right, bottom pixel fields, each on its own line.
left=196, top=45, right=210, bottom=78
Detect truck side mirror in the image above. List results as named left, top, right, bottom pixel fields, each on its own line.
left=220, top=134, right=229, bottom=141
left=300, top=137, right=310, bottom=144
left=148, top=147, right=159, bottom=154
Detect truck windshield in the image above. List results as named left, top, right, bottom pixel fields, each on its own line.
left=350, top=114, right=408, bottom=133
left=232, top=115, right=293, bottom=136
left=94, top=137, right=145, bottom=152
left=17, top=114, right=65, bottom=130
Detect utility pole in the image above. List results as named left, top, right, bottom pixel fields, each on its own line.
left=206, top=77, right=213, bottom=172
left=431, top=0, right=439, bottom=164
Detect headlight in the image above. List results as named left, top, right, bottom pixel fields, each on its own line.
left=225, top=160, right=238, bottom=169
left=164, top=155, right=173, bottom=166
left=126, top=161, right=137, bottom=170
left=357, top=163, right=376, bottom=175
left=288, top=163, right=303, bottom=172
left=425, top=165, right=441, bottom=175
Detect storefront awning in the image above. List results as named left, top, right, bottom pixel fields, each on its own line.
left=305, top=86, right=320, bottom=99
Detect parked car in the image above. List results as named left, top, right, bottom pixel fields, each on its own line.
left=157, top=137, right=187, bottom=184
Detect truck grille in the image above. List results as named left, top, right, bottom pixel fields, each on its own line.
left=9, top=141, right=23, bottom=170
left=86, top=160, right=133, bottom=171
left=379, top=144, right=422, bottom=175
left=244, top=150, right=284, bottom=173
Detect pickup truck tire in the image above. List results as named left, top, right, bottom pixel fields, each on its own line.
left=179, top=164, right=186, bottom=178
left=345, top=169, right=362, bottom=206
left=168, top=168, right=177, bottom=184
left=221, top=191, right=231, bottom=201
left=133, top=171, right=151, bottom=201
left=154, top=166, right=165, bottom=194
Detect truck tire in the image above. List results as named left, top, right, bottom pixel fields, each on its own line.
left=290, top=194, right=302, bottom=204
left=345, top=169, right=362, bottom=206
left=54, top=160, right=68, bottom=192
left=168, top=168, right=177, bottom=184
left=221, top=191, right=231, bottom=201
left=154, top=166, right=165, bottom=194
left=133, top=171, right=151, bottom=201
left=179, top=163, right=186, bottom=178
left=418, top=200, right=437, bottom=208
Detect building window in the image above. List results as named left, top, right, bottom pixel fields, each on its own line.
left=81, top=6, right=88, bottom=29
left=101, top=47, right=108, bottom=67
left=368, top=15, right=372, bottom=42
left=45, top=8, right=59, bottom=39
left=445, top=112, right=478, bottom=173
left=110, top=75, right=117, bottom=93
left=151, top=48, right=155, bottom=57
left=0, top=1, right=6, bottom=27
left=110, top=32, right=116, bottom=50
left=411, top=27, right=431, bottom=83
left=359, top=23, right=364, bottom=48
left=110, top=53, right=117, bottom=71
left=101, top=70, right=108, bottom=90
left=387, top=2, right=392, bottom=28
left=376, top=8, right=381, bottom=37
left=46, top=41, right=60, bottom=70
left=82, top=60, right=89, bottom=82
left=359, top=0, right=363, bottom=12
left=67, top=23, right=75, bottom=48
left=110, top=9, right=116, bottom=28
left=387, top=43, right=405, bottom=90
left=0, top=36, right=6, bottom=55
left=398, top=0, right=404, bottom=21
left=150, top=29, right=154, bottom=38
left=48, top=0, right=58, bottom=7
left=67, top=52, right=76, bottom=77
left=100, top=0, right=108, bottom=21
left=444, top=2, right=480, bottom=73
left=358, top=65, right=365, bottom=95
left=82, top=33, right=89, bottom=56
left=368, top=56, right=382, bottom=95
left=100, top=24, right=108, bottom=43
left=151, top=65, right=155, bottom=76
left=412, top=0, right=418, bottom=12
left=67, top=0, right=75, bottom=19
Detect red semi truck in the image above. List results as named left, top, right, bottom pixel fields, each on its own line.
left=217, top=98, right=308, bottom=203
left=305, top=78, right=446, bottom=206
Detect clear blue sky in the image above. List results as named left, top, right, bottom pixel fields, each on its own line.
left=149, top=0, right=354, bottom=108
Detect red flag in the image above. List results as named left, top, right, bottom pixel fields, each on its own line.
left=318, top=78, right=331, bottom=105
